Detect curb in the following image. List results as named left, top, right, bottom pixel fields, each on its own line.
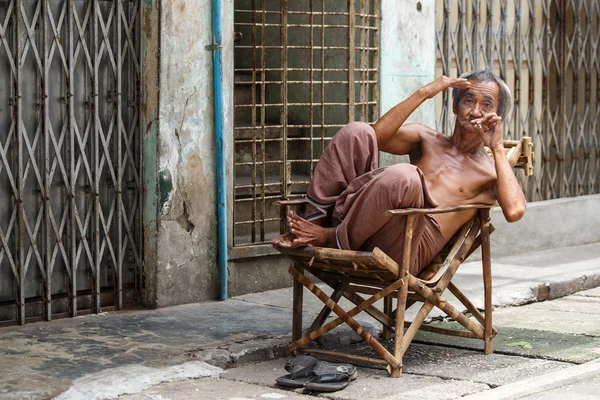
left=461, top=358, right=600, bottom=400
left=533, top=273, right=600, bottom=302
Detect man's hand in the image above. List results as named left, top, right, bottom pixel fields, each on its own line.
left=373, top=75, right=470, bottom=154
left=472, top=113, right=526, bottom=223
left=422, top=76, right=471, bottom=99
left=471, top=113, right=504, bottom=151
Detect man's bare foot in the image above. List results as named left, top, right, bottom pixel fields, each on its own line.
left=270, top=232, right=297, bottom=248
left=270, top=211, right=337, bottom=248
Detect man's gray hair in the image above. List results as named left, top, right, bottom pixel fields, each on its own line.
left=452, top=70, right=512, bottom=117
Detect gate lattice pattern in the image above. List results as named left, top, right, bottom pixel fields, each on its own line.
left=436, top=0, right=600, bottom=201
left=233, top=0, right=379, bottom=248
left=0, top=0, right=143, bottom=325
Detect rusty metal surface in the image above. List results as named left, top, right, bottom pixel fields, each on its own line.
left=0, top=0, right=143, bottom=325
left=233, top=0, right=379, bottom=248
left=435, top=0, right=600, bottom=201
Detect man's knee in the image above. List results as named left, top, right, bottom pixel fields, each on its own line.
left=376, top=164, right=424, bottom=201
left=381, top=164, right=421, bottom=185
left=335, top=121, right=376, bottom=142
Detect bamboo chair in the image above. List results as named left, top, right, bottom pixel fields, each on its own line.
left=273, top=137, right=533, bottom=377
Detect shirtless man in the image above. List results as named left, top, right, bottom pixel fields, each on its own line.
left=271, top=70, right=527, bottom=275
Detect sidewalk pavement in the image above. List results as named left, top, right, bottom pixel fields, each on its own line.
left=462, top=357, right=600, bottom=400
left=127, top=286, right=600, bottom=400
left=122, top=286, right=600, bottom=400
left=0, top=242, right=599, bottom=399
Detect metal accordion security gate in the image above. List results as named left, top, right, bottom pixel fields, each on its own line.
left=0, top=0, right=143, bottom=325
left=436, top=0, right=600, bottom=201
left=232, top=0, right=380, bottom=251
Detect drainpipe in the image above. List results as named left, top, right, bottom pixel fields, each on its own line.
left=211, top=0, right=227, bottom=300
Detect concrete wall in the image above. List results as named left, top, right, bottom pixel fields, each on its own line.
left=142, top=0, right=235, bottom=307
left=379, top=0, right=436, bottom=167
left=468, top=194, right=600, bottom=262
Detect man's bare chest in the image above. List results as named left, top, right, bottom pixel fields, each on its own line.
left=415, top=147, right=497, bottom=201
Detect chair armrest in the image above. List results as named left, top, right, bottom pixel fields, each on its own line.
left=276, top=199, right=310, bottom=207
left=385, top=204, right=492, bottom=217
left=503, top=137, right=534, bottom=176
left=484, top=137, right=534, bottom=176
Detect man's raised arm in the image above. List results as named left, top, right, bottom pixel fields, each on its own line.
left=473, top=113, right=527, bottom=222
left=373, top=76, right=471, bottom=155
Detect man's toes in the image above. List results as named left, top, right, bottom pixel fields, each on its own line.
left=289, top=213, right=305, bottom=224
left=291, top=238, right=306, bottom=247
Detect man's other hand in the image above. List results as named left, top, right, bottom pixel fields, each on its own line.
left=423, top=76, right=471, bottom=99
left=471, top=112, right=504, bottom=151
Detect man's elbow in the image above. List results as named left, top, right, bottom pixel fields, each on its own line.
left=504, top=203, right=526, bottom=223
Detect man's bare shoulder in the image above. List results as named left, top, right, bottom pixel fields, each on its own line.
left=404, top=123, right=451, bottom=148
left=405, top=124, right=450, bottom=164
left=402, top=123, right=444, bottom=139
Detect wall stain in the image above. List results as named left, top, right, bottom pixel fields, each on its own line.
left=143, top=7, right=153, bottom=40
left=188, top=154, right=208, bottom=188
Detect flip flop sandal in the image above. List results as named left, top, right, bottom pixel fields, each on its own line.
left=275, top=356, right=320, bottom=388
left=303, top=363, right=358, bottom=392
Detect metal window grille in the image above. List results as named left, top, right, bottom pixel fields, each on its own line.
left=0, top=0, right=143, bottom=325
left=233, top=0, right=380, bottom=248
left=435, top=0, right=600, bottom=201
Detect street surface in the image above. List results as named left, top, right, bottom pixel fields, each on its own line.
left=0, top=243, right=598, bottom=399
left=119, top=287, right=600, bottom=400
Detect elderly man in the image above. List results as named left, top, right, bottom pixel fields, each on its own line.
left=271, top=70, right=526, bottom=276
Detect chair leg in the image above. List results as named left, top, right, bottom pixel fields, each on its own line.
left=292, top=263, right=304, bottom=342
left=288, top=267, right=402, bottom=372
left=342, top=291, right=394, bottom=328
left=318, top=277, right=394, bottom=329
left=448, top=282, right=497, bottom=336
left=383, top=296, right=393, bottom=340
left=479, top=209, right=493, bottom=354
left=392, top=214, right=414, bottom=368
left=409, top=277, right=485, bottom=339
left=307, top=285, right=344, bottom=342
left=288, top=266, right=402, bottom=350
left=391, top=278, right=408, bottom=377
left=403, top=302, right=434, bottom=356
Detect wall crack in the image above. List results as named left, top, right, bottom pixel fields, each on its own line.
left=172, top=88, right=199, bottom=235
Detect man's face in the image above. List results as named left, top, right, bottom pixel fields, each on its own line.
left=453, top=80, right=501, bottom=131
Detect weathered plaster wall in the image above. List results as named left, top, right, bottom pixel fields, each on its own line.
left=156, top=0, right=219, bottom=306
left=143, top=0, right=235, bottom=306
left=142, top=0, right=160, bottom=307
left=379, top=0, right=436, bottom=167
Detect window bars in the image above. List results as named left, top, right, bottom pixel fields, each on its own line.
left=233, top=0, right=380, bottom=247
left=0, top=0, right=143, bottom=325
left=435, top=0, right=600, bottom=201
